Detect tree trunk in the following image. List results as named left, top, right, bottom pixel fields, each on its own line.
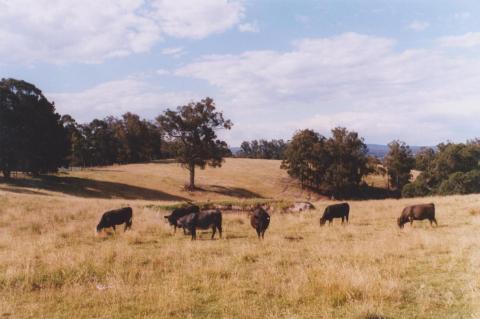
left=188, top=163, right=195, bottom=190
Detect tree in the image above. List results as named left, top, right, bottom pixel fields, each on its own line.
left=323, top=127, right=369, bottom=196
left=238, top=139, right=288, bottom=159
left=281, top=129, right=325, bottom=189
left=156, top=98, right=232, bottom=190
left=383, top=140, right=415, bottom=190
left=0, top=79, right=68, bottom=177
left=403, top=141, right=480, bottom=197
left=281, top=127, right=368, bottom=196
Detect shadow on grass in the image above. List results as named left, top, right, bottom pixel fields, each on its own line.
left=0, top=175, right=188, bottom=201
left=195, top=185, right=264, bottom=199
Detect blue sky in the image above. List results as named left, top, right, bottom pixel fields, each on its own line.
left=1, top=0, right=480, bottom=146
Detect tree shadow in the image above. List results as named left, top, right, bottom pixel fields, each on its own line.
left=0, top=176, right=188, bottom=201
left=195, top=185, right=264, bottom=199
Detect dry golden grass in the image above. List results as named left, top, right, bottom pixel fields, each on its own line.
left=1, top=185, right=480, bottom=318
left=0, top=159, right=479, bottom=318
left=0, top=158, right=317, bottom=202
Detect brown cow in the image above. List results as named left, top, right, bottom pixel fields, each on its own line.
left=250, top=207, right=270, bottom=239
left=176, top=209, right=222, bottom=240
left=397, top=203, right=437, bottom=228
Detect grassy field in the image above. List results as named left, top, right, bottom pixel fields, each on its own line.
left=0, top=158, right=316, bottom=202
left=0, top=159, right=479, bottom=318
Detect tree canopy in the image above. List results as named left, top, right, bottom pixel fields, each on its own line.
left=281, top=127, right=369, bottom=197
left=0, top=78, right=68, bottom=177
left=403, top=142, right=480, bottom=197
left=383, top=140, right=415, bottom=191
left=156, top=98, right=232, bottom=190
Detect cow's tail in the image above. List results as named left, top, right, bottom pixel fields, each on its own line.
left=346, top=204, right=350, bottom=223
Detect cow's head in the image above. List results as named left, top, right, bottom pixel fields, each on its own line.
left=164, top=214, right=179, bottom=227
left=397, top=217, right=406, bottom=228
left=319, top=217, right=327, bottom=226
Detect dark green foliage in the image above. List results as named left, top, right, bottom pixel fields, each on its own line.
left=403, top=141, right=480, bottom=197
left=437, top=170, right=480, bottom=195
left=237, top=139, right=287, bottom=159
left=156, top=97, right=232, bottom=190
left=281, top=127, right=369, bottom=197
left=0, top=78, right=68, bottom=177
left=383, top=140, right=415, bottom=190
left=66, top=113, right=163, bottom=167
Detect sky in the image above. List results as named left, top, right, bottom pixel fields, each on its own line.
left=1, top=0, right=480, bottom=146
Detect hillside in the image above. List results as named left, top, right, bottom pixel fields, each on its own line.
left=0, top=158, right=329, bottom=203
left=0, top=160, right=479, bottom=318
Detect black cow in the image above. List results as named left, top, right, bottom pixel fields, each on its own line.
left=164, top=205, right=200, bottom=233
left=96, top=207, right=133, bottom=233
left=250, top=207, right=270, bottom=239
left=176, top=209, right=222, bottom=240
left=320, top=203, right=349, bottom=226
left=397, top=203, right=437, bottom=228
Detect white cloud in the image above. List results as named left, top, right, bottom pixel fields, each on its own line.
left=238, top=22, right=259, bottom=33
left=0, top=0, right=245, bottom=64
left=152, top=0, right=244, bottom=39
left=407, top=20, right=430, bottom=31
left=48, top=79, right=198, bottom=122
left=176, top=32, right=480, bottom=144
left=438, top=32, right=480, bottom=48
left=161, top=47, right=185, bottom=58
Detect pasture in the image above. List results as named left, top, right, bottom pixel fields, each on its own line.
left=0, top=159, right=479, bottom=318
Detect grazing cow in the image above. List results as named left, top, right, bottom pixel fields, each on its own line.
left=320, top=203, right=349, bottom=226
left=397, top=203, right=437, bottom=228
left=176, top=209, right=222, bottom=240
left=96, top=207, right=132, bottom=233
left=250, top=207, right=270, bottom=239
left=164, top=205, right=200, bottom=233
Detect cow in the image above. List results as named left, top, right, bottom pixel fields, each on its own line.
left=164, top=205, right=200, bottom=233
left=96, top=207, right=132, bottom=233
left=176, top=209, right=222, bottom=240
left=320, top=203, right=349, bottom=226
left=397, top=203, right=437, bottom=228
left=250, top=207, right=270, bottom=239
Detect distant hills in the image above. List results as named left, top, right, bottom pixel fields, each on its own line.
left=366, top=144, right=426, bottom=159
left=231, top=144, right=428, bottom=159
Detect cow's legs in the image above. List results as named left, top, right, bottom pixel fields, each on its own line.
left=431, top=218, right=438, bottom=227
left=346, top=214, right=349, bottom=223
left=256, top=229, right=261, bottom=239
left=218, top=225, right=222, bottom=239
left=261, top=231, right=265, bottom=239
left=329, top=219, right=332, bottom=226
left=191, top=227, right=196, bottom=240
left=211, top=225, right=216, bottom=239
left=112, top=225, right=116, bottom=233
left=124, top=220, right=132, bottom=232
left=341, top=217, right=345, bottom=224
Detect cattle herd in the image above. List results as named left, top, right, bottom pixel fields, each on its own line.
left=96, top=202, right=438, bottom=240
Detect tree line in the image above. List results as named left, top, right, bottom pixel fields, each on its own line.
left=236, top=139, right=288, bottom=160
left=1, top=78, right=479, bottom=198
left=0, top=79, right=231, bottom=190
